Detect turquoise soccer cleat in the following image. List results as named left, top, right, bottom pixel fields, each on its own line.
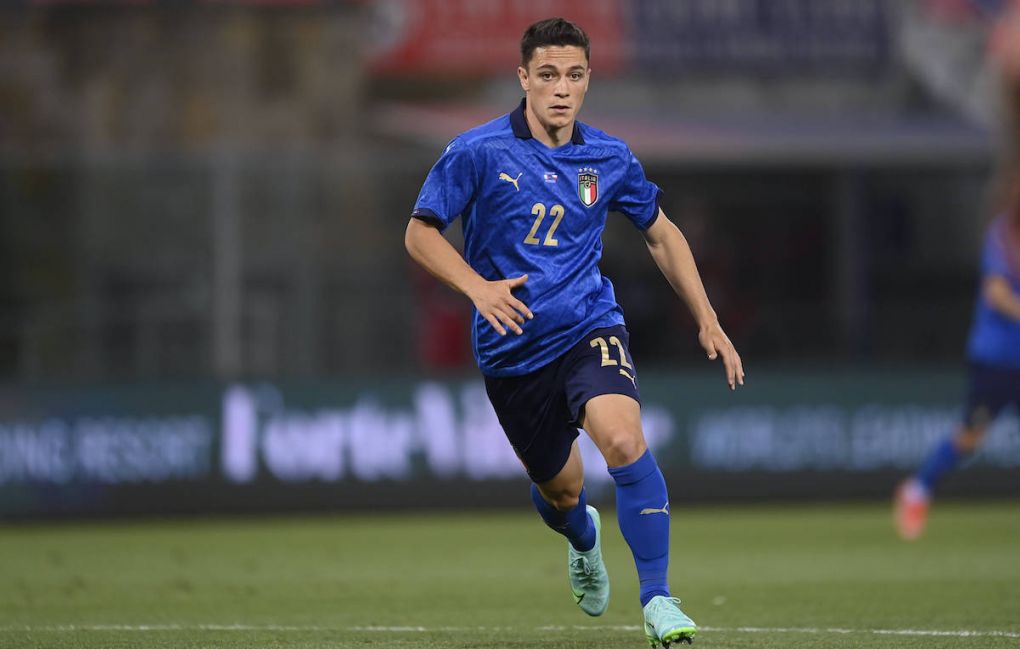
left=567, top=505, right=610, bottom=616
left=643, top=595, right=697, bottom=646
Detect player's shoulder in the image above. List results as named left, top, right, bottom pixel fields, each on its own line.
left=989, top=213, right=1007, bottom=231
left=575, top=121, right=634, bottom=157
left=447, top=114, right=516, bottom=153
left=985, top=215, right=1008, bottom=249
left=980, top=214, right=1020, bottom=276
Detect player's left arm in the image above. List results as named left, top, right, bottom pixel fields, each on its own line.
left=984, top=274, right=1020, bottom=321
left=642, top=209, right=745, bottom=390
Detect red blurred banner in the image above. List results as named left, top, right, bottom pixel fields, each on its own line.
left=368, top=0, right=624, bottom=76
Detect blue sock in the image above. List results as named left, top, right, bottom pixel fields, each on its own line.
left=916, top=437, right=963, bottom=492
left=608, top=449, right=671, bottom=607
left=530, top=484, right=596, bottom=552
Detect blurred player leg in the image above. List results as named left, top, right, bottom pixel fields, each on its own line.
left=897, top=359, right=1014, bottom=540
left=896, top=421, right=987, bottom=540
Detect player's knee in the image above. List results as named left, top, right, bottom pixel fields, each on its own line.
left=601, top=432, right=646, bottom=468
left=545, top=489, right=580, bottom=511
left=956, top=426, right=987, bottom=452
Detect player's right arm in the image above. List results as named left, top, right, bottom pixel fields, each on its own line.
left=404, top=218, right=533, bottom=336
left=983, top=274, right=1020, bottom=321
left=408, top=136, right=532, bottom=336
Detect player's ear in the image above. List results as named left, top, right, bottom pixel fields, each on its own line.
left=518, top=66, right=529, bottom=92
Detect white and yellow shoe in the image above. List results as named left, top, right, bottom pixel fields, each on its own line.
left=567, top=505, right=610, bottom=616
left=643, top=595, right=696, bottom=646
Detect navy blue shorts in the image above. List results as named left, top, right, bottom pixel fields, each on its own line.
left=963, top=363, right=1020, bottom=428
left=484, top=325, right=641, bottom=484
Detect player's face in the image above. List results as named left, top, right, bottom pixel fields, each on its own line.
left=518, top=45, right=590, bottom=133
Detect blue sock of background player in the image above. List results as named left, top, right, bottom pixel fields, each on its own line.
left=530, top=484, right=596, bottom=552
left=608, top=449, right=671, bottom=606
left=914, top=437, right=966, bottom=494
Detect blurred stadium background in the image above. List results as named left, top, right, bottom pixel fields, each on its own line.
left=3, top=2, right=1020, bottom=648
left=0, top=0, right=1018, bottom=518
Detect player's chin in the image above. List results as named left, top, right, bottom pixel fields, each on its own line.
left=546, top=110, right=574, bottom=127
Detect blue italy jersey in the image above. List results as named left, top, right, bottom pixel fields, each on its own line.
left=412, top=99, right=662, bottom=377
left=967, top=216, right=1020, bottom=368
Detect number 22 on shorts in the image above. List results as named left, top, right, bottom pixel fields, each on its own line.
left=589, top=335, right=636, bottom=385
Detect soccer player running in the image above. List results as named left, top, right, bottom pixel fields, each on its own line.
left=405, top=18, right=743, bottom=646
left=895, top=175, right=1020, bottom=540
left=896, top=8, right=1020, bottom=541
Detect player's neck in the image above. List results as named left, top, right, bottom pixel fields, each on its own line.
left=525, top=104, right=573, bottom=149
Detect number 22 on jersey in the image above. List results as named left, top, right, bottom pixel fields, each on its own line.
left=524, top=202, right=564, bottom=247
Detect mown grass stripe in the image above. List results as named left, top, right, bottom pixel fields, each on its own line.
left=2, top=624, right=1018, bottom=638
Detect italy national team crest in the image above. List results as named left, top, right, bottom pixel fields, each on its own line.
left=578, top=169, right=599, bottom=207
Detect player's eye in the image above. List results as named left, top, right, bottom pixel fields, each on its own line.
left=540, top=72, right=554, bottom=81
left=570, top=72, right=583, bottom=81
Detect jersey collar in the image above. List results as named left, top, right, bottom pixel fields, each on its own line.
left=510, top=98, right=585, bottom=145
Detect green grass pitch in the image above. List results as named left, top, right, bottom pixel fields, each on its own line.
left=1, top=502, right=1019, bottom=648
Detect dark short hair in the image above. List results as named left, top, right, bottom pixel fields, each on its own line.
left=520, top=18, right=590, bottom=68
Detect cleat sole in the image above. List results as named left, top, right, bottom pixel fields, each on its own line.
left=661, top=628, right=697, bottom=647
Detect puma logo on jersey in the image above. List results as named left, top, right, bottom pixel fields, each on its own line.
left=499, top=172, right=523, bottom=191
left=619, top=368, right=637, bottom=388
left=640, top=502, right=670, bottom=516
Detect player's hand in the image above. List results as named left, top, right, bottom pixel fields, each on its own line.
left=467, top=274, right=534, bottom=336
left=699, top=322, right=744, bottom=390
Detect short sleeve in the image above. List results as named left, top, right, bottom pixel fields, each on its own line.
left=411, top=138, right=478, bottom=232
left=982, top=221, right=1009, bottom=277
left=609, top=148, right=663, bottom=230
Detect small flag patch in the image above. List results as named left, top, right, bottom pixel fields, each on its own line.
left=543, top=172, right=558, bottom=183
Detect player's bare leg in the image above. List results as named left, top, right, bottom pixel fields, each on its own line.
left=533, top=442, right=585, bottom=511
left=580, top=394, right=648, bottom=467
left=582, top=394, right=696, bottom=646
left=533, top=443, right=610, bottom=616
